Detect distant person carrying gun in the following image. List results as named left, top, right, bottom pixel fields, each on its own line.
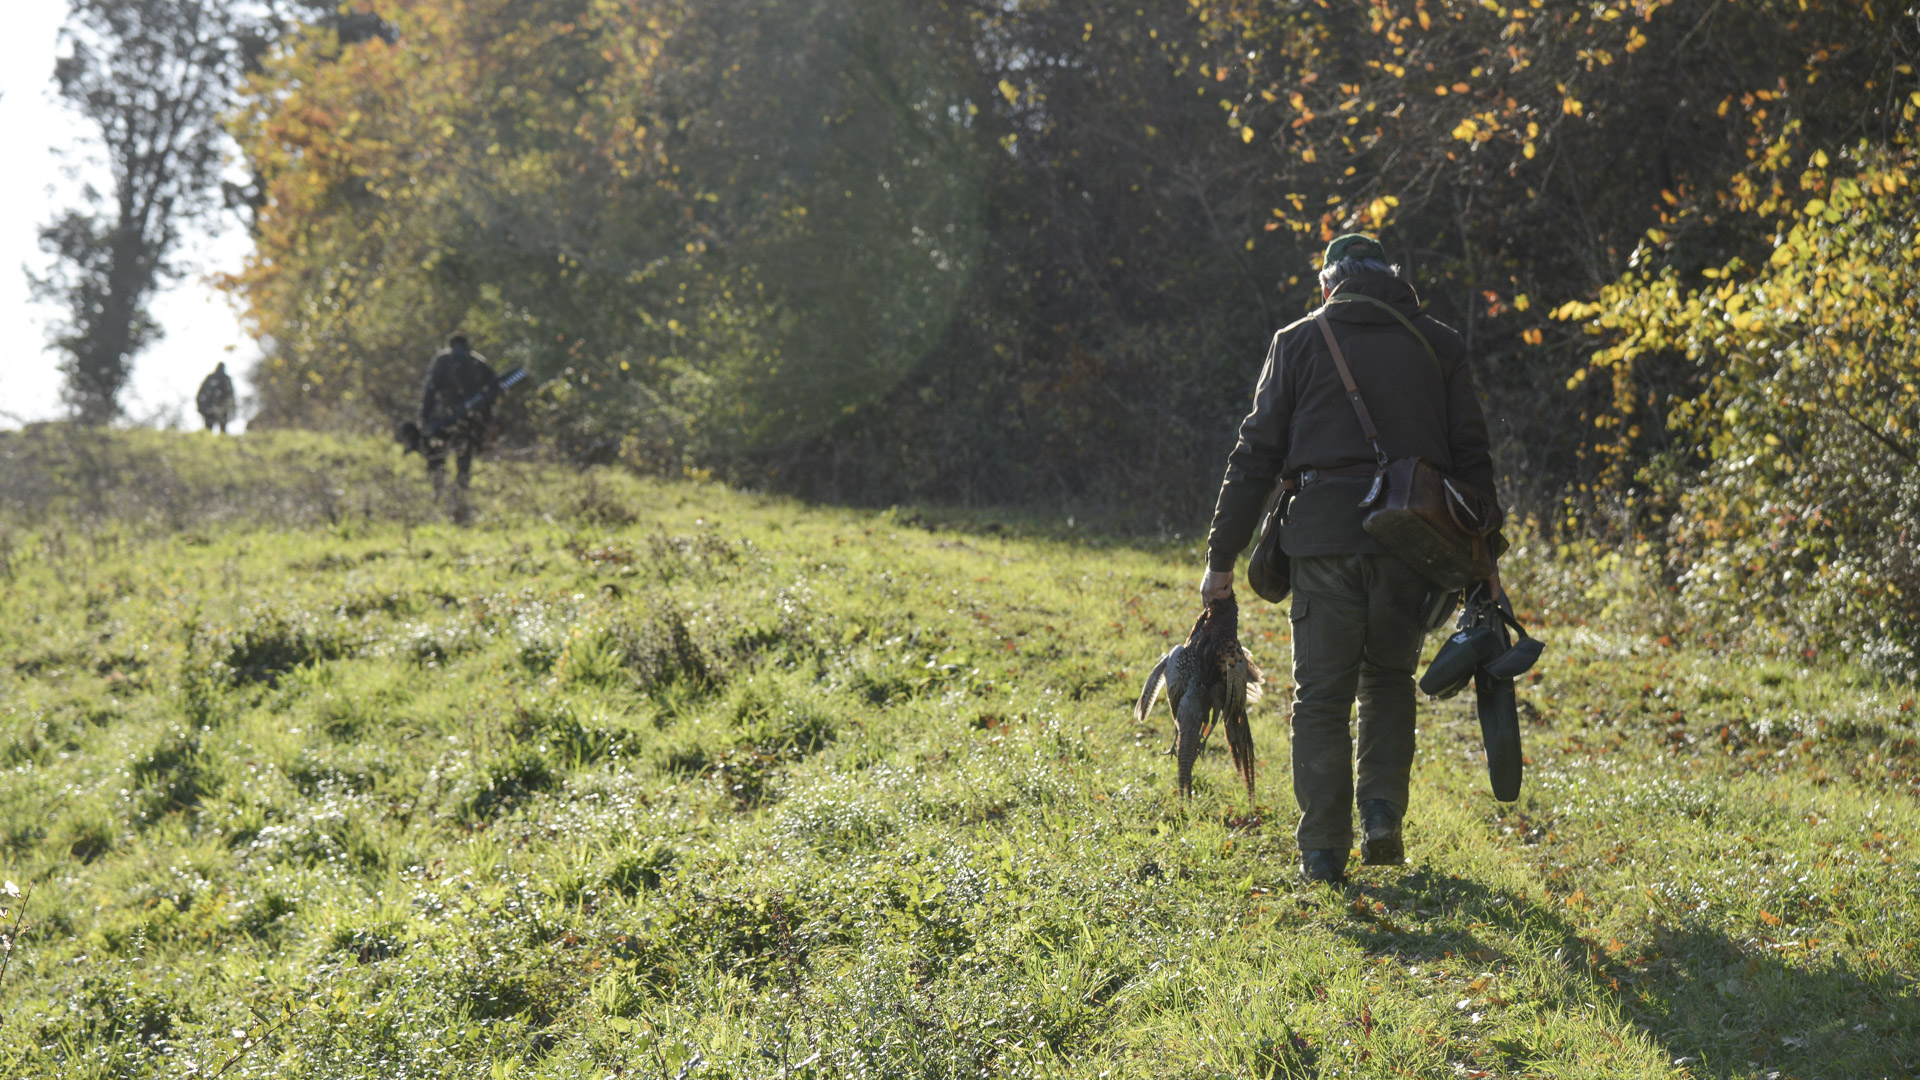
left=407, top=334, right=498, bottom=503
left=1200, top=234, right=1512, bottom=885
left=195, top=362, right=235, bottom=433
left=398, top=335, right=531, bottom=511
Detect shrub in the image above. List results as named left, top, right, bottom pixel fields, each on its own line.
left=1566, top=139, right=1920, bottom=676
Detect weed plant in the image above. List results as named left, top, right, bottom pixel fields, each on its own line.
left=0, top=430, right=1914, bottom=1078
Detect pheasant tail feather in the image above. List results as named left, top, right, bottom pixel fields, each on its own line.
left=1133, top=654, right=1169, bottom=725
left=1224, top=708, right=1256, bottom=800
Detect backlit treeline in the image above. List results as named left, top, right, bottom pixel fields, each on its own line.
left=226, top=0, right=1920, bottom=667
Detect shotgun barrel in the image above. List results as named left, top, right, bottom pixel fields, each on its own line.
left=400, top=366, right=529, bottom=454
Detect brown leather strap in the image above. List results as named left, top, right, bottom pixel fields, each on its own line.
left=1315, top=312, right=1390, bottom=469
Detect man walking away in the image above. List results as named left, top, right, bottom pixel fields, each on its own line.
left=419, top=334, right=500, bottom=502
left=195, top=362, right=235, bottom=433
left=1199, top=234, right=1503, bottom=884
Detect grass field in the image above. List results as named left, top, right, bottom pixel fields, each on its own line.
left=0, top=428, right=1915, bottom=1079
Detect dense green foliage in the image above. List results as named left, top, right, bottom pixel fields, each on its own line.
left=1562, top=90, right=1920, bottom=676
left=1, top=430, right=1915, bottom=1077
left=227, top=1, right=1915, bottom=507
left=1201, top=0, right=1917, bottom=512
left=217, top=0, right=1920, bottom=664
left=230, top=0, right=990, bottom=468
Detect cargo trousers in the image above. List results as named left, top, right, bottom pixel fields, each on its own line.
left=425, top=415, right=489, bottom=498
left=1287, top=553, right=1433, bottom=852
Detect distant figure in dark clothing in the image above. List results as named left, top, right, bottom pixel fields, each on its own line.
left=195, top=362, right=235, bottom=433
left=419, top=334, right=499, bottom=499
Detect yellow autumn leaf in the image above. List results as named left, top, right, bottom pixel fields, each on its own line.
left=1452, top=118, right=1480, bottom=140
left=1523, top=141, right=1536, bottom=159
left=1551, top=300, right=1600, bottom=320
left=998, top=79, right=1019, bottom=105
left=1242, top=125, right=1255, bottom=144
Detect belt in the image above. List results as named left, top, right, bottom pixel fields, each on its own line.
left=1298, top=464, right=1381, bottom=487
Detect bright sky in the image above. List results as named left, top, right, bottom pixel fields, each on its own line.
left=0, top=0, right=258, bottom=431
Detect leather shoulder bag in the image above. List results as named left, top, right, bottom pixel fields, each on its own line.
left=1313, top=308, right=1504, bottom=590
left=1245, top=477, right=1295, bottom=603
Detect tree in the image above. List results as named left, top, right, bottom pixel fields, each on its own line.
left=1190, top=0, right=1915, bottom=509
left=1561, top=136, right=1920, bottom=675
left=229, top=0, right=987, bottom=460
left=33, top=0, right=249, bottom=424
left=228, top=0, right=689, bottom=437
left=229, top=0, right=1284, bottom=507
left=228, top=0, right=1917, bottom=536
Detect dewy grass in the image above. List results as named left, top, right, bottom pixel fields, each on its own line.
left=0, top=430, right=1915, bottom=1079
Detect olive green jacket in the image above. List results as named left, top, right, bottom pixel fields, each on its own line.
left=1204, top=272, right=1499, bottom=571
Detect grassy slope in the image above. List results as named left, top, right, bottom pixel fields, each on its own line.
left=0, top=430, right=1915, bottom=1079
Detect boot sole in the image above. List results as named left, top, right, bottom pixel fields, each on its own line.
left=1300, top=853, right=1348, bottom=884
left=1360, top=833, right=1404, bottom=866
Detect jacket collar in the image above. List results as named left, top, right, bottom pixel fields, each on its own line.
left=1323, top=271, right=1422, bottom=323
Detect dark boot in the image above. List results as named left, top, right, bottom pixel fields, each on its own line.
left=1300, top=848, right=1347, bottom=884
left=1359, top=799, right=1404, bottom=866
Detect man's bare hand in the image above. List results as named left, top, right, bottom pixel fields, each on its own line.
left=1200, top=568, right=1235, bottom=601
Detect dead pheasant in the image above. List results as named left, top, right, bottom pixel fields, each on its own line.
left=1133, top=595, right=1264, bottom=800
